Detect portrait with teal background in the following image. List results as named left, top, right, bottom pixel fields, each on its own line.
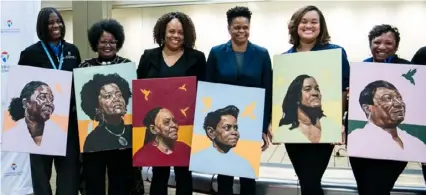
left=347, top=62, right=426, bottom=163
left=189, top=81, right=265, bottom=179
left=271, top=49, right=342, bottom=143
left=73, top=62, right=136, bottom=152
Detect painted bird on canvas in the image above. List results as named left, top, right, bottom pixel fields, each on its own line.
left=179, top=84, right=187, bottom=91
left=180, top=107, right=189, bottom=117
left=242, top=102, right=256, bottom=119
left=140, top=89, right=151, bottom=101
left=402, top=68, right=417, bottom=85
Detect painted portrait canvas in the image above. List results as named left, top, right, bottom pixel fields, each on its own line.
left=1, top=65, right=72, bottom=156
left=189, top=81, right=265, bottom=179
left=272, top=49, right=343, bottom=144
left=347, top=62, right=426, bottom=163
left=132, top=77, right=196, bottom=167
left=73, top=62, right=136, bottom=153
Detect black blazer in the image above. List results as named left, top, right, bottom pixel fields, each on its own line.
left=412, top=46, right=426, bottom=65
left=136, top=47, right=206, bottom=80
left=18, top=40, right=81, bottom=145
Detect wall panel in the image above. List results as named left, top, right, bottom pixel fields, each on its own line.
left=60, top=1, right=426, bottom=64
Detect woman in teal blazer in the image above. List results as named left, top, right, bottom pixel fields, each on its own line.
left=205, top=6, right=272, bottom=195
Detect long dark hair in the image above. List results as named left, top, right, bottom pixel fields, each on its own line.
left=279, top=75, right=311, bottom=130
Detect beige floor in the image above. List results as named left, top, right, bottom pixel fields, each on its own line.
left=47, top=144, right=424, bottom=194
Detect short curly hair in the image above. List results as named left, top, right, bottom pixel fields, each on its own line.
left=368, top=24, right=400, bottom=48
left=203, top=105, right=239, bottom=140
left=87, top=19, right=125, bottom=52
left=226, top=6, right=252, bottom=26
left=288, top=5, right=330, bottom=46
left=153, top=12, right=196, bottom=48
left=80, top=73, right=131, bottom=120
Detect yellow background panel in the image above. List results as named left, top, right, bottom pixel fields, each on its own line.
left=132, top=125, right=193, bottom=156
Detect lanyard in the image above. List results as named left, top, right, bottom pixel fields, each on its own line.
left=40, top=41, right=64, bottom=70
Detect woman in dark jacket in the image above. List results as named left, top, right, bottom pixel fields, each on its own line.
left=205, top=6, right=273, bottom=195
left=136, top=12, right=206, bottom=195
left=282, top=5, right=350, bottom=195
left=78, top=19, right=144, bottom=195
left=17, top=7, right=81, bottom=195
left=411, top=46, right=426, bottom=184
left=350, top=24, right=410, bottom=195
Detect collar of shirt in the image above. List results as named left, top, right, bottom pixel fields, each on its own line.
left=364, top=122, right=408, bottom=143
left=363, top=55, right=396, bottom=63
left=48, top=41, right=62, bottom=57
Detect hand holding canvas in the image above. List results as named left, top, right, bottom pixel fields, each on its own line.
left=333, top=87, right=349, bottom=145
left=262, top=121, right=275, bottom=151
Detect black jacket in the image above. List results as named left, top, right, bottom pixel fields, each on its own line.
left=390, top=55, right=411, bottom=64
left=136, top=47, right=206, bottom=80
left=18, top=40, right=81, bottom=149
left=412, top=46, right=426, bottom=65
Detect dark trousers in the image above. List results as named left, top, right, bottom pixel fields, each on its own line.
left=82, top=149, right=136, bottom=195
left=150, top=166, right=192, bottom=195
left=217, top=175, right=256, bottom=195
left=30, top=130, right=80, bottom=195
left=350, top=157, right=407, bottom=195
left=286, top=143, right=334, bottom=195
left=422, top=164, right=426, bottom=183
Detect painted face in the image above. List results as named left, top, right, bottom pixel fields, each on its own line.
left=164, top=18, right=184, bottom=51
left=151, top=108, right=179, bottom=141
left=370, top=32, right=398, bottom=62
left=228, top=17, right=250, bottom=45
left=300, top=77, right=321, bottom=108
left=366, top=87, right=405, bottom=127
left=208, top=115, right=240, bottom=148
left=47, top=12, right=63, bottom=41
left=97, top=83, right=126, bottom=117
left=23, top=85, right=55, bottom=122
left=297, top=10, right=321, bottom=43
left=97, top=31, right=117, bottom=59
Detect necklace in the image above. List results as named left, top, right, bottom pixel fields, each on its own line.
left=96, top=56, right=119, bottom=65
left=104, top=125, right=128, bottom=146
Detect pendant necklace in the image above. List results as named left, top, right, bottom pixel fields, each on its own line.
left=105, top=125, right=128, bottom=146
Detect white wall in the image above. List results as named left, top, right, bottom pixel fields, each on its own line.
left=59, top=1, right=426, bottom=64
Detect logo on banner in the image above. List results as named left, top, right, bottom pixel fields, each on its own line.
left=6, top=20, right=12, bottom=27
left=11, top=163, right=17, bottom=170
left=4, top=162, right=23, bottom=177
left=1, top=51, right=10, bottom=63
left=1, top=19, right=20, bottom=33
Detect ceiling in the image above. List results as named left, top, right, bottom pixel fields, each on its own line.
left=41, top=0, right=264, bottom=10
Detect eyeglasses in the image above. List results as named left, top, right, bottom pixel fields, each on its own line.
left=99, top=40, right=117, bottom=45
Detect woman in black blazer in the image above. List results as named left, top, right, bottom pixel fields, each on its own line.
left=17, top=7, right=81, bottom=195
left=136, top=12, right=206, bottom=195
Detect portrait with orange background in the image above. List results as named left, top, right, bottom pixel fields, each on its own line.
left=73, top=63, right=136, bottom=153
left=2, top=65, right=72, bottom=156
left=132, top=76, right=196, bottom=167
left=189, top=81, right=265, bottom=179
